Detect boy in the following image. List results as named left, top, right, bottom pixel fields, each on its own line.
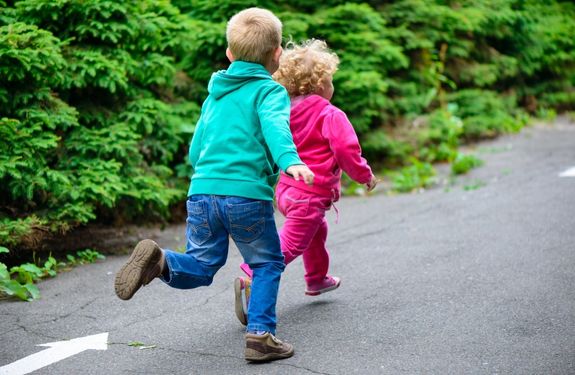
left=234, top=39, right=377, bottom=326
left=114, top=7, right=314, bottom=362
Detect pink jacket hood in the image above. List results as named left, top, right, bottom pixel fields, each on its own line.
left=279, top=95, right=372, bottom=200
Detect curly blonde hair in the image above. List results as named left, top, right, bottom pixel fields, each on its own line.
left=273, top=39, right=339, bottom=97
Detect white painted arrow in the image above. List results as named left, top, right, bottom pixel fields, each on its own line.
left=559, top=166, right=575, bottom=177
left=0, top=332, right=108, bottom=375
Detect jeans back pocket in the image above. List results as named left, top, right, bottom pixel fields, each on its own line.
left=227, top=200, right=265, bottom=243
left=187, top=199, right=212, bottom=246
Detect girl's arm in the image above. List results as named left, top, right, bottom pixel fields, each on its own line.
left=321, top=108, right=374, bottom=184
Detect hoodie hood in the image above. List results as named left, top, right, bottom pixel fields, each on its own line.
left=278, top=94, right=372, bottom=200
left=290, top=95, right=330, bottom=128
left=208, top=61, right=272, bottom=99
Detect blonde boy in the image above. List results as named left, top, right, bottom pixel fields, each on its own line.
left=115, top=8, right=314, bottom=362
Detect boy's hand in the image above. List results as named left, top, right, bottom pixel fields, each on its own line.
left=366, top=175, right=378, bottom=192
left=286, top=165, right=314, bottom=186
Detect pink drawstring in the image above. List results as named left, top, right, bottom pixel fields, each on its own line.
left=329, top=188, right=339, bottom=224
left=332, top=202, right=339, bottom=224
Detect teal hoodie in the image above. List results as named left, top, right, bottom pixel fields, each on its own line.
left=188, top=61, right=303, bottom=200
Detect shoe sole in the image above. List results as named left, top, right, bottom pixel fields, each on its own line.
left=114, top=240, right=162, bottom=300
left=305, top=278, right=341, bottom=296
left=245, top=347, right=294, bottom=362
left=234, top=278, right=248, bottom=326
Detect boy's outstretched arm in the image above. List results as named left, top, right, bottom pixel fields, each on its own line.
left=286, top=164, right=315, bottom=186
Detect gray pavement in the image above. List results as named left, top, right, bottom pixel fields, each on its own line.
left=1, top=118, right=574, bottom=374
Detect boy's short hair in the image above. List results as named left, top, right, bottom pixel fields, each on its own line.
left=273, top=39, right=339, bottom=97
left=226, top=8, right=282, bottom=66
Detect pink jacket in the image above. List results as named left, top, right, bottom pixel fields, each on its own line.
left=279, top=95, right=373, bottom=201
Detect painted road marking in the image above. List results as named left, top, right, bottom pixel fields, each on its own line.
left=559, top=167, right=575, bottom=177
left=0, top=332, right=108, bottom=375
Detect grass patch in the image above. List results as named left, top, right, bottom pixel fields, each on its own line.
left=389, top=159, right=437, bottom=193
left=451, top=154, right=484, bottom=175
left=463, top=180, right=487, bottom=191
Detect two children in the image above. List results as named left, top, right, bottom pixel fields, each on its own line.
left=234, top=39, right=377, bottom=324
left=114, top=8, right=314, bottom=362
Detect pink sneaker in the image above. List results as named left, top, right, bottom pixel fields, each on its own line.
left=305, top=276, right=341, bottom=296
left=234, top=277, right=251, bottom=326
left=240, top=263, right=253, bottom=278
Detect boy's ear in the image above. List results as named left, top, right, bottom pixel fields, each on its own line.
left=273, top=46, right=282, bottom=62
left=226, top=48, right=235, bottom=62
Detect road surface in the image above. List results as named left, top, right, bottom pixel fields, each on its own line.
left=1, top=118, right=574, bottom=374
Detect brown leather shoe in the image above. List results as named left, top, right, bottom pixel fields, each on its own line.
left=114, top=239, right=165, bottom=300
left=245, top=332, right=294, bottom=362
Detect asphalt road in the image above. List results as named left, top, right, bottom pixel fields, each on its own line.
left=1, top=118, right=574, bottom=374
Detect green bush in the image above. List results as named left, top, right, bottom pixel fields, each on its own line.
left=1, top=0, right=574, bottom=252
left=448, top=90, right=527, bottom=139
left=361, top=130, right=412, bottom=167
left=0, top=246, right=105, bottom=301
left=0, top=1, right=199, bottom=249
left=417, top=106, right=463, bottom=163
left=451, top=154, right=484, bottom=176
left=389, top=158, right=437, bottom=193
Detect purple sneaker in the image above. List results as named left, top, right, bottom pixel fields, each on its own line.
left=240, top=263, right=253, bottom=278
left=305, top=276, right=341, bottom=296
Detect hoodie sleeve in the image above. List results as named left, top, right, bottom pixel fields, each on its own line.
left=188, top=109, right=205, bottom=170
left=321, top=107, right=373, bottom=184
left=257, top=83, right=303, bottom=171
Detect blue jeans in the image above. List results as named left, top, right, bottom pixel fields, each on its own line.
left=161, top=195, right=285, bottom=334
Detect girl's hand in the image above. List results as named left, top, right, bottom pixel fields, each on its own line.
left=366, top=175, right=378, bottom=192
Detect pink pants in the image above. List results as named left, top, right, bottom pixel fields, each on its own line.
left=276, top=182, right=333, bottom=286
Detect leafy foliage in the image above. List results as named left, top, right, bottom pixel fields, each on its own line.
left=0, top=246, right=105, bottom=301
left=451, top=154, right=484, bottom=176
left=1, top=1, right=199, bottom=250
left=389, top=158, right=437, bottom=193
left=1, top=0, right=573, bottom=251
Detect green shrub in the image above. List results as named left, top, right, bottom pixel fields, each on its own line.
left=417, top=106, right=463, bottom=163
left=451, top=154, right=484, bottom=176
left=0, top=1, right=199, bottom=249
left=0, top=246, right=104, bottom=301
left=448, top=90, right=527, bottom=139
left=361, top=130, right=412, bottom=167
left=389, top=158, right=437, bottom=193
left=1, top=0, right=574, bottom=252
